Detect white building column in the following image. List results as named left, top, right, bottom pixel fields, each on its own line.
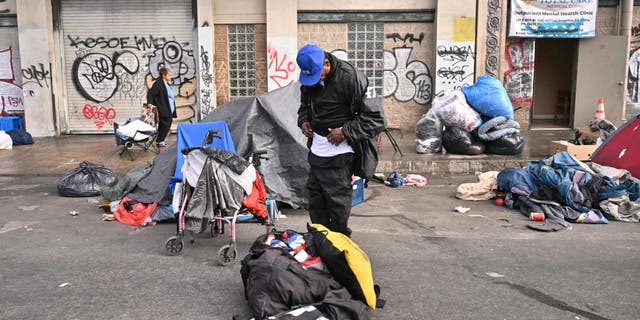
left=16, top=0, right=56, bottom=136
left=196, top=0, right=216, bottom=119
left=266, top=0, right=298, bottom=91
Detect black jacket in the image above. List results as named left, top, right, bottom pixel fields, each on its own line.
left=297, top=53, right=386, bottom=179
left=147, top=79, right=177, bottom=118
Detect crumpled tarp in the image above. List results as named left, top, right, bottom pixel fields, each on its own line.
left=126, top=146, right=177, bottom=205
left=201, top=83, right=310, bottom=208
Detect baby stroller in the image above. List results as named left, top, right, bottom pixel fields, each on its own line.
left=164, top=129, right=277, bottom=265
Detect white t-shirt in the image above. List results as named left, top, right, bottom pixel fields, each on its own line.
left=310, top=132, right=354, bottom=157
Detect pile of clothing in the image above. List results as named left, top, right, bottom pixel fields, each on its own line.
left=416, top=75, right=524, bottom=156
left=496, top=152, right=640, bottom=231
left=241, top=224, right=383, bottom=320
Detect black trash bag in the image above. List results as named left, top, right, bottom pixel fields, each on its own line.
left=484, top=132, right=525, bottom=155
left=442, top=127, right=485, bottom=155
left=57, top=161, right=118, bottom=197
left=6, top=129, right=33, bottom=145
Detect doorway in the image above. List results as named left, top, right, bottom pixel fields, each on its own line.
left=531, top=38, right=578, bottom=129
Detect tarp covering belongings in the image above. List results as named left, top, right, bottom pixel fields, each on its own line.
left=110, top=83, right=311, bottom=210
left=200, top=83, right=310, bottom=208
left=591, top=114, right=640, bottom=180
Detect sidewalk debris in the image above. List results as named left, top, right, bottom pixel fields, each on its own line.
left=453, top=206, right=471, bottom=213
left=485, top=272, right=505, bottom=278
left=69, top=210, right=79, bottom=216
left=58, top=282, right=69, bottom=288
left=18, top=205, right=39, bottom=211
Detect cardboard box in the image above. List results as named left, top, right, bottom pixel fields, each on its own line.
left=550, top=140, right=597, bottom=161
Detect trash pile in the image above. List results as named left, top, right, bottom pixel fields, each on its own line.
left=456, top=151, right=640, bottom=231
left=241, top=224, right=384, bottom=319
left=416, top=75, right=524, bottom=156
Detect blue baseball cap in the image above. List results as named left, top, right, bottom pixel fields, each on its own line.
left=296, top=43, right=325, bottom=86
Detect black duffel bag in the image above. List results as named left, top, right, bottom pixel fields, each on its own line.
left=57, top=161, right=118, bottom=197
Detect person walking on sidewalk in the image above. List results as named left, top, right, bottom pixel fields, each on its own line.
left=146, top=67, right=177, bottom=148
left=296, top=43, right=386, bottom=237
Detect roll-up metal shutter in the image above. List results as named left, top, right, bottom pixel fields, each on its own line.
left=60, top=0, right=194, bottom=133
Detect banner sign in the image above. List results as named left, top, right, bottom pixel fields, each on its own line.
left=509, top=0, right=597, bottom=38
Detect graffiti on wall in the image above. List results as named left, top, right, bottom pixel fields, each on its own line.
left=385, top=32, right=425, bottom=47
left=435, top=40, right=475, bottom=96
left=21, top=63, right=51, bottom=88
left=82, top=103, right=117, bottom=129
left=198, top=25, right=214, bottom=117
left=68, top=35, right=168, bottom=52
left=69, top=36, right=198, bottom=128
left=332, top=46, right=432, bottom=105
left=72, top=51, right=140, bottom=103
left=504, top=39, right=535, bottom=108
left=0, top=47, right=24, bottom=115
left=383, top=47, right=432, bottom=105
left=200, top=44, right=213, bottom=116
left=267, top=38, right=298, bottom=91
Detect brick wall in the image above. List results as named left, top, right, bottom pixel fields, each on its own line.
left=298, top=22, right=435, bottom=133
left=214, top=25, right=229, bottom=106
left=214, top=24, right=268, bottom=105
left=255, top=24, right=268, bottom=95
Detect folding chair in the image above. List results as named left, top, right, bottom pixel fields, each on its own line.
left=114, top=118, right=159, bottom=161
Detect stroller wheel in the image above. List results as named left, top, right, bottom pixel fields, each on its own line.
left=164, top=236, right=184, bottom=256
left=217, top=245, right=237, bottom=266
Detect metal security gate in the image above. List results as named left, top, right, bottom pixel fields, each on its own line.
left=59, top=0, right=194, bottom=133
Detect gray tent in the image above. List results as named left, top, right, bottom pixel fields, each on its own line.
left=126, top=83, right=310, bottom=209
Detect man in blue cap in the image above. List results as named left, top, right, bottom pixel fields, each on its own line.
left=296, top=43, right=386, bottom=237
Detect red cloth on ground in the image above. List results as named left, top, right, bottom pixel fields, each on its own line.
left=242, top=171, right=267, bottom=219
left=114, top=196, right=158, bottom=226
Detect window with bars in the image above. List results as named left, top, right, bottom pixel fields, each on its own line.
left=347, top=22, right=384, bottom=97
left=228, top=24, right=256, bottom=99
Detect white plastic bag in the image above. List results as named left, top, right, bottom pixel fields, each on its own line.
left=432, top=90, right=483, bottom=131
left=0, top=130, right=12, bottom=150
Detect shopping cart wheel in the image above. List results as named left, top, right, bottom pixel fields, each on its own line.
left=165, top=236, right=184, bottom=256
left=217, top=245, right=237, bottom=266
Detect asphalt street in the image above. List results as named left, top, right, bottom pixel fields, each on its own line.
left=0, top=175, right=638, bottom=320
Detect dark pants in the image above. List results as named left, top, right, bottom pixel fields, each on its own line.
left=157, top=116, right=172, bottom=142
left=307, top=156, right=353, bottom=237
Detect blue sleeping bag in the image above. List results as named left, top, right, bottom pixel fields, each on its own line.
left=461, top=75, right=514, bottom=119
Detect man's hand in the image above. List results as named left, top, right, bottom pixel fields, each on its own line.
left=327, top=127, right=345, bottom=145
left=301, top=122, right=313, bottom=138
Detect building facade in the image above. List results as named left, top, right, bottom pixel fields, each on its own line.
left=0, top=0, right=635, bottom=137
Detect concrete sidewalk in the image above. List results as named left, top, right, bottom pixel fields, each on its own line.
left=0, top=129, right=574, bottom=177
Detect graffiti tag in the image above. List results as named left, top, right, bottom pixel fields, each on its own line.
left=22, top=63, right=51, bottom=88
left=383, top=47, right=432, bottom=105
left=82, top=103, right=117, bottom=129
left=386, top=32, right=425, bottom=46
left=72, top=51, right=139, bottom=102
left=68, top=35, right=168, bottom=51
left=267, top=43, right=297, bottom=88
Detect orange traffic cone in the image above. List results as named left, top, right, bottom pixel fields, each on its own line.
left=593, top=97, right=606, bottom=121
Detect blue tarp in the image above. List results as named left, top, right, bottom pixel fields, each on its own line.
left=173, top=121, right=236, bottom=182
